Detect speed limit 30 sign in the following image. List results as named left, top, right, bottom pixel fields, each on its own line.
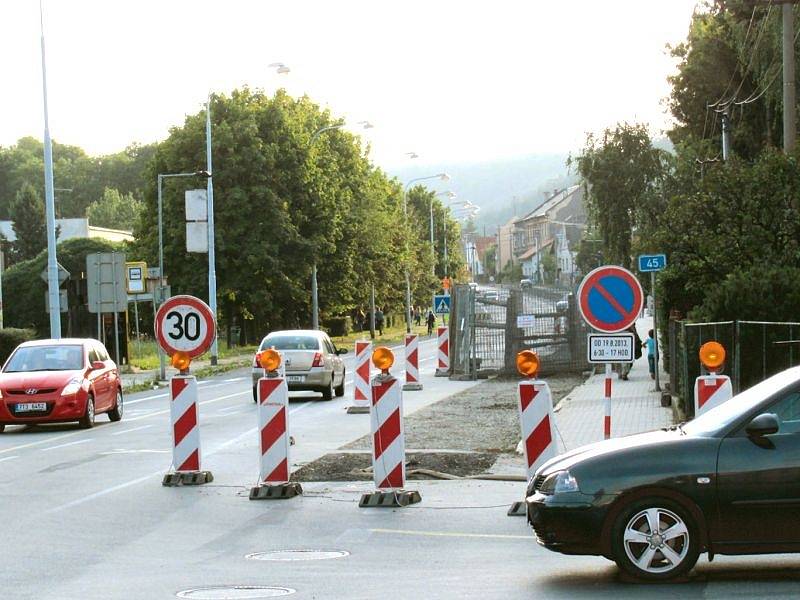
left=155, top=295, right=216, bottom=358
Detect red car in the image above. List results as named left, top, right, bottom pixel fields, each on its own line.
left=0, top=338, right=123, bottom=431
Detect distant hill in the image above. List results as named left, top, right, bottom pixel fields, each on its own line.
left=386, top=153, right=575, bottom=235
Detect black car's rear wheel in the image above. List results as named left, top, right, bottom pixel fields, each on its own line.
left=611, top=497, right=699, bottom=581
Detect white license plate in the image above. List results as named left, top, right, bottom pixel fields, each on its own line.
left=16, top=402, right=47, bottom=412
left=286, top=376, right=304, bottom=383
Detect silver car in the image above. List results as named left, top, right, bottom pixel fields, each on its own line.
left=251, top=330, right=347, bottom=401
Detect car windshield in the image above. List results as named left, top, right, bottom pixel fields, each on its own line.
left=682, top=368, right=800, bottom=436
left=4, top=345, right=85, bottom=373
left=261, top=335, right=321, bottom=351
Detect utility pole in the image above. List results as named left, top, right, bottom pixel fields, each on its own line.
left=721, top=105, right=732, bottom=161
left=783, top=1, right=797, bottom=153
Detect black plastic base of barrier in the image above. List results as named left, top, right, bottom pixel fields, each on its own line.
left=162, top=471, right=214, bottom=487
left=507, top=501, right=528, bottom=517
left=402, top=383, right=423, bottom=391
left=249, top=482, right=303, bottom=500
left=359, top=490, right=422, bottom=508
left=346, top=405, right=370, bottom=414
left=435, top=369, right=449, bottom=378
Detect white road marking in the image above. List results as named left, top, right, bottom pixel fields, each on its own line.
left=370, top=528, right=531, bottom=540
left=223, top=377, right=246, bottom=382
left=100, top=449, right=169, bottom=455
left=110, top=424, right=153, bottom=436
left=124, top=389, right=250, bottom=423
left=0, top=429, right=85, bottom=456
left=0, top=455, right=19, bottom=463
left=125, top=393, right=168, bottom=406
left=40, top=438, right=92, bottom=452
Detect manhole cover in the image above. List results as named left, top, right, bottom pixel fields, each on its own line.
left=245, top=550, right=350, bottom=562
left=176, top=585, right=295, bottom=599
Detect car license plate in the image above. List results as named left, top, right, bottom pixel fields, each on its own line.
left=286, top=376, right=304, bottom=383
left=16, top=402, right=46, bottom=412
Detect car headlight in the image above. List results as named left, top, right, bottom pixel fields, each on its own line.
left=61, top=378, right=83, bottom=396
left=539, top=470, right=580, bottom=495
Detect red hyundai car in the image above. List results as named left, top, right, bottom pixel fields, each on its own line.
left=0, top=338, right=123, bottom=431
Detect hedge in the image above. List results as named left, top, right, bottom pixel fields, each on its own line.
left=0, top=328, right=37, bottom=365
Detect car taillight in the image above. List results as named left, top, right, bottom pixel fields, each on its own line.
left=253, top=355, right=261, bottom=368
left=312, top=352, right=324, bottom=367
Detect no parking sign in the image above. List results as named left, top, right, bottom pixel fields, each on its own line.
left=577, top=266, right=644, bottom=333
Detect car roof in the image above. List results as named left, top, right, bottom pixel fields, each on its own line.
left=264, top=330, right=326, bottom=338
left=18, top=338, right=95, bottom=348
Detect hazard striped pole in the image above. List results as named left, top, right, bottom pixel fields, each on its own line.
left=348, top=340, right=372, bottom=414
left=604, top=362, right=612, bottom=439
left=435, top=326, right=449, bottom=377
left=694, top=374, right=733, bottom=416
left=402, top=333, right=422, bottom=391
left=250, top=350, right=301, bottom=499
left=162, top=374, right=213, bottom=485
left=359, top=346, right=421, bottom=507
left=518, top=379, right=557, bottom=478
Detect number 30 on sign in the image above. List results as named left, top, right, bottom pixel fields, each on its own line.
left=154, top=295, right=216, bottom=358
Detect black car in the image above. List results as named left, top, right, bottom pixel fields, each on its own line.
left=526, top=366, right=800, bottom=581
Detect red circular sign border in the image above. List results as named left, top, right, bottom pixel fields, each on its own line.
left=577, top=266, right=644, bottom=333
left=154, top=295, right=216, bottom=358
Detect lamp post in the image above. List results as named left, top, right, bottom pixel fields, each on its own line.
left=308, top=120, right=373, bottom=329
left=156, top=170, right=211, bottom=379
left=403, top=173, right=450, bottom=332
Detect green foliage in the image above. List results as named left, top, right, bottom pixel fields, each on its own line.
left=690, top=266, right=800, bottom=322
left=86, top=187, right=143, bottom=231
left=10, top=183, right=47, bottom=262
left=541, top=252, right=557, bottom=284
left=0, top=328, right=36, bottom=364
left=324, top=316, right=352, bottom=337
left=569, top=123, right=667, bottom=269
left=4, top=237, right=121, bottom=335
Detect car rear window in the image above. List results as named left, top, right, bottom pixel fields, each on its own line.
left=4, top=345, right=85, bottom=372
left=261, top=336, right=321, bottom=351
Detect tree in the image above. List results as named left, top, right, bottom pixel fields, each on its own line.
left=569, top=123, right=667, bottom=269
left=86, top=187, right=143, bottom=231
left=10, top=183, right=48, bottom=262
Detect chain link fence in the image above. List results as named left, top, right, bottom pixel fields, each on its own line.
left=668, top=320, right=800, bottom=418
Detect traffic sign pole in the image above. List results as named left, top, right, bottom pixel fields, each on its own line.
left=651, top=271, right=661, bottom=392
left=604, top=363, right=612, bottom=439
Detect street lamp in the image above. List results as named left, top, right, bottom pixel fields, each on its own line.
left=308, top=120, right=374, bottom=329
left=156, top=169, right=211, bottom=379
left=402, top=173, right=450, bottom=332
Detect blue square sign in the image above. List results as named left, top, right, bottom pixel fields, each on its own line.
left=638, top=254, right=667, bottom=273
left=434, top=295, right=451, bottom=314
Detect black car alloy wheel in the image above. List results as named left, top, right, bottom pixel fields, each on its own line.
left=611, top=497, right=700, bottom=581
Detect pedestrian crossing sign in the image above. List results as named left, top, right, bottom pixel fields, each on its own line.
left=434, top=295, right=451, bottom=314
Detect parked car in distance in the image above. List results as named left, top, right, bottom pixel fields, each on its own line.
left=252, top=330, right=347, bottom=401
left=527, top=365, right=800, bottom=581
left=520, top=278, right=533, bottom=289
left=0, top=338, right=123, bottom=431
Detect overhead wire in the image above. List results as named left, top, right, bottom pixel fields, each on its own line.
left=708, top=2, right=760, bottom=109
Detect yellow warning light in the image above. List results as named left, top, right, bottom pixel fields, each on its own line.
left=171, top=351, right=192, bottom=372
left=516, top=350, right=540, bottom=378
left=699, top=341, right=726, bottom=370
left=258, top=349, right=282, bottom=372
left=372, top=346, right=395, bottom=372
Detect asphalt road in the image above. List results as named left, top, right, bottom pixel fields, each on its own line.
left=2, top=336, right=799, bottom=599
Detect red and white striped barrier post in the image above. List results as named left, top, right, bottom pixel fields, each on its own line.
left=435, top=326, right=449, bottom=377
left=347, top=340, right=372, bottom=414
left=163, top=374, right=213, bottom=486
left=250, top=349, right=302, bottom=500
left=403, top=334, right=423, bottom=391
left=694, top=374, right=733, bottom=417
left=360, top=347, right=421, bottom=508
left=604, top=363, right=612, bottom=439
left=509, top=350, right=556, bottom=516
left=694, top=341, right=732, bottom=418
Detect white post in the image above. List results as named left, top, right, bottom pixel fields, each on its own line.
left=206, top=94, right=219, bottom=365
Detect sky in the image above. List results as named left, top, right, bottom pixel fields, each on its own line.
left=1, top=1, right=699, bottom=169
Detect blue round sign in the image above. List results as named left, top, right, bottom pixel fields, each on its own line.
left=577, top=266, right=644, bottom=333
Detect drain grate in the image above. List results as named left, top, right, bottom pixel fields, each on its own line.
left=245, top=549, right=350, bottom=562
left=176, top=585, right=295, bottom=599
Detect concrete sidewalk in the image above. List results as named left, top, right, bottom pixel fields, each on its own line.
left=552, top=316, right=673, bottom=453
left=119, top=352, right=251, bottom=389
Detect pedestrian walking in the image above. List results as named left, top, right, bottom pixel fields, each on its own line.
left=645, top=329, right=656, bottom=380
left=426, top=310, right=436, bottom=336
left=617, top=325, right=642, bottom=380
left=375, top=307, right=384, bottom=336
left=355, top=308, right=366, bottom=332
left=414, top=307, right=422, bottom=326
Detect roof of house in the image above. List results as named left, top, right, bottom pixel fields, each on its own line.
left=517, top=238, right=554, bottom=260
left=520, top=185, right=582, bottom=221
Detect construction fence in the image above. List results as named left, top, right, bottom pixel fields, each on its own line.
left=449, top=283, right=591, bottom=378
left=668, top=320, right=800, bottom=418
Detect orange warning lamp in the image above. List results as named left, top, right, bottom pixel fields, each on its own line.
left=372, top=346, right=395, bottom=373
left=171, top=351, right=192, bottom=372
left=699, top=341, right=725, bottom=371
left=516, top=350, right=540, bottom=378
left=258, top=349, right=282, bottom=373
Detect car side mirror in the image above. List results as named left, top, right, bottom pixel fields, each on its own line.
left=745, top=413, right=779, bottom=437
left=336, top=348, right=348, bottom=355
left=91, top=361, right=105, bottom=371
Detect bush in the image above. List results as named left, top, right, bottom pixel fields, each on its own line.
left=0, top=328, right=36, bottom=364
left=325, top=316, right=351, bottom=337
